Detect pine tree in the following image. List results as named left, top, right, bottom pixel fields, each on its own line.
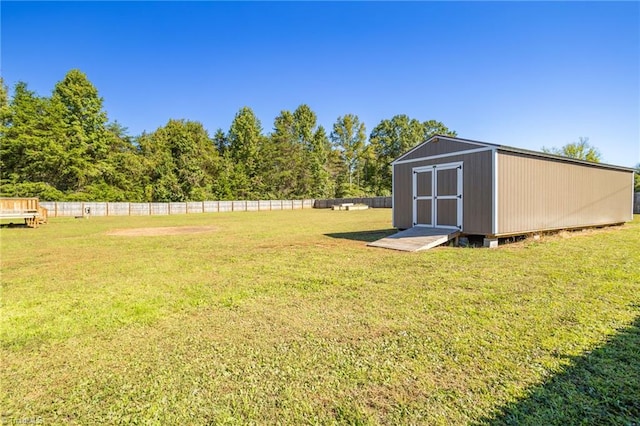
left=330, top=114, right=367, bottom=196
left=227, top=107, right=265, bottom=199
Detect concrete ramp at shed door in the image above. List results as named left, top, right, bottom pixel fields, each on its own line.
left=368, top=227, right=460, bottom=252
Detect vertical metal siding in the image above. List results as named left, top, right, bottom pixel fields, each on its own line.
left=497, top=152, right=633, bottom=235
left=393, top=163, right=414, bottom=229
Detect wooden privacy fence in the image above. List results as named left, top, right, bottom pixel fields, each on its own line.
left=635, top=192, right=640, bottom=214
left=40, top=200, right=315, bottom=218
left=39, top=197, right=393, bottom=218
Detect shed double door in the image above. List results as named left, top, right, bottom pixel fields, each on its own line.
left=412, top=163, right=463, bottom=229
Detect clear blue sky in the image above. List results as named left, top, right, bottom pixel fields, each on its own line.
left=2, top=1, right=639, bottom=167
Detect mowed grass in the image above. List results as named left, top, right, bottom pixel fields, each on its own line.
left=1, top=209, right=638, bottom=424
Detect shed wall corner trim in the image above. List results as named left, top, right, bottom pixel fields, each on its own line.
left=492, top=149, right=498, bottom=235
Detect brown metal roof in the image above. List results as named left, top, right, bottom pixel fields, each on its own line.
left=393, top=135, right=635, bottom=173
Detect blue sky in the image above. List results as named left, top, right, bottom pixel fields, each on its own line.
left=2, top=1, right=639, bottom=167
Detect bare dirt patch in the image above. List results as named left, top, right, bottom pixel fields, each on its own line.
left=106, top=226, right=217, bottom=237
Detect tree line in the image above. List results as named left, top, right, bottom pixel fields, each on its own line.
left=0, top=69, right=457, bottom=201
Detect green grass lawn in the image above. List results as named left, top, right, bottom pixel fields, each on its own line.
left=1, top=209, right=639, bottom=425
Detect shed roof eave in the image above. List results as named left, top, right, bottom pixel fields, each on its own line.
left=391, top=135, right=635, bottom=173
left=496, top=146, right=635, bottom=173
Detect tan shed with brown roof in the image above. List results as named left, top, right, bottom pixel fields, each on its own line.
left=392, top=136, right=634, bottom=237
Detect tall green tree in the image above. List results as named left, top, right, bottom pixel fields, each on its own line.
left=294, top=105, right=333, bottom=198
left=139, top=119, right=220, bottom=201
left=227, top=107, right=266, bottom=198
left=542, top=137, right=602, bottom=163
left=266, top=104, right=332, bottom=198
left=50, top=69, right=112, bottom=191
left=90, top=122, right=150, bottom=201
left=0, top=78, right=8, bottom=185
left=213, top=128, right=228, bottom=154
left=0, top=77, right=9, bottom=137
left=422, top=119, right=457, bottom=141
left=1, top=82, right=41, bottom=182
left=0, top=81, right=69, bottom=196
left=308, top=125, right=333, bottom=198
left=330, top=114, right=366, bottom=196
left=267, top=109, right=300, bottom=198
left=634, top=163, right=640, bottom=193
left=228, top=107, right=263, bottom=172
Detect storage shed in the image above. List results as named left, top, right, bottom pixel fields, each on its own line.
left=392, top=135, right=634, bottom=237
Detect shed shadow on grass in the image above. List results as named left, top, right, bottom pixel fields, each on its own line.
left=477, top=315, right=640, bottom=425
left=0, top=222, right=31, bottom=229
left=324, top=229, right=397, bottom=243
